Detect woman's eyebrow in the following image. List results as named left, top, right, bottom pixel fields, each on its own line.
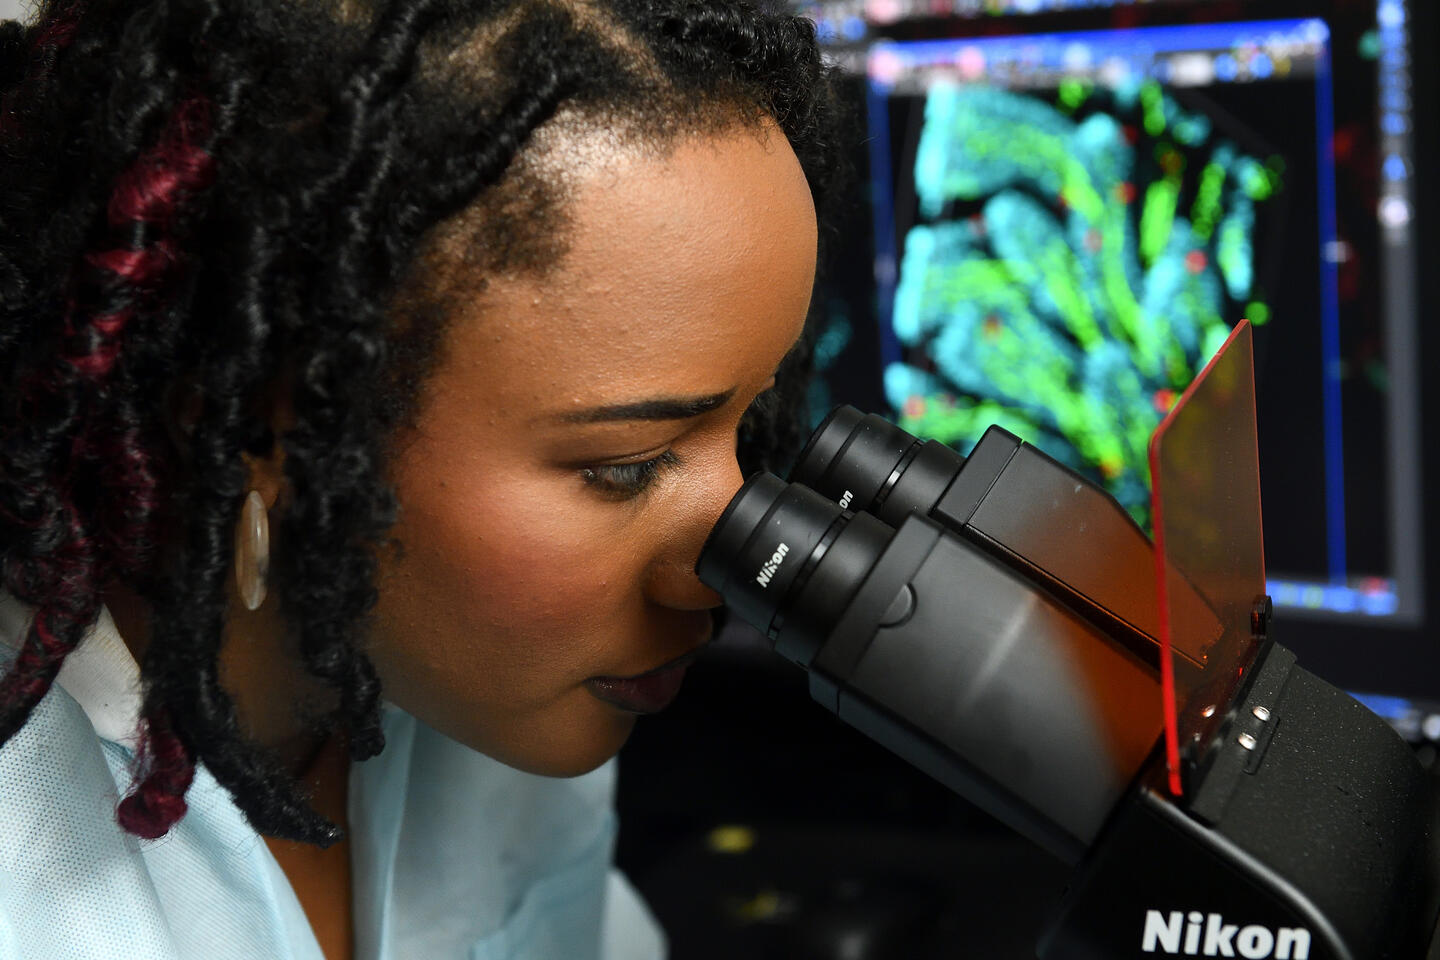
left=558, top=388, right=736, bottom=424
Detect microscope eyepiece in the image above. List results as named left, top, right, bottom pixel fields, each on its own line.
left=789, top=405, right=966, bottom=527
left=697, top=473, right=892, bottom=667
left=790, top=405, right=868, bottom=488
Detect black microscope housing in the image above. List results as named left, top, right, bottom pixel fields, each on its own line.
left=697, top=400, right=1440, bottom=959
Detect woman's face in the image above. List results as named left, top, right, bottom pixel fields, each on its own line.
left=365, top=123, right=818, bottom=776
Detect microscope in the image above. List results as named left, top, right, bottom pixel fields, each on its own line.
left=696, top=323, right=1440, bottom=959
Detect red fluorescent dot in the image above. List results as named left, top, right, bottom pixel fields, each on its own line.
left=983, top=315, right=1003, bottom=339
left=1084, top=229, right=1102, bottom=252
left=1114, top=182, right=1136, bottom=204
left=1099, top=458, right=1122, bottom=479
left=1123, top=124, right=1138, bottom=144
left=1333, top=127, right=1355, bottom=161
left=1153, top=388, right=1176, bottom=412
left=1184, top=250, right=1207, bottom=273
left=904, top=396, right=926, bottom=419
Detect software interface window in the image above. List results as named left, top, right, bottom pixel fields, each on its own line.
left=804, top=6, right=1420, bottom=632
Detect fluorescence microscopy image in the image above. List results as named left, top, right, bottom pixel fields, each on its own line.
left=885, top=80, right=1284, bottom=522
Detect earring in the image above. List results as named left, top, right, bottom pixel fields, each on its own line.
left=235, top=490, right=270, bottom=612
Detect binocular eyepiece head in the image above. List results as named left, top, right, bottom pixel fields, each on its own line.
left=698, top=405, right=970, bottom=665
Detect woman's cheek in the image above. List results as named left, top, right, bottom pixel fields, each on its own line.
left=437, top=483, right=651, bottom=632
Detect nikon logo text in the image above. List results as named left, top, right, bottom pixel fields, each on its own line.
left=755, top=543, right=790, bottom=587
left=1142, top=910, right=1311, bottom=959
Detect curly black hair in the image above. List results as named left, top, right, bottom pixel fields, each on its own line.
left=0, top=0, right=842, bottom=845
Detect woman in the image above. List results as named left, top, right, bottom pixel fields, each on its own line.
left=0, top=1, right=840, bottom=957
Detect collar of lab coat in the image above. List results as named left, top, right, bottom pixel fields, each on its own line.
left=0, top=592, right=143, bottom=749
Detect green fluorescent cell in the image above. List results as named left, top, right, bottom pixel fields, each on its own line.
left=1358, top=28, right=1381, bottom=61
left=1264, top=157, right=1285, bottom=197
left=1238, top=157, right=1274, bottom=201
left=1140, top=177, right=1180, bottom=265
left=1244, top=301, right=1270, bottom=326
left=1191, top=161, right=1226, bottom=241
left=1058, top=78, right=1092, bottom=112
left=1217, top=204, right=1256, bottom=300
left=1140, top=81, right=1166, bottom=137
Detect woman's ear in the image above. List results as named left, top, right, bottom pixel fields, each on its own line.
left=233, top=390, right=291, bottom=614
left=240, top=444, right=285, bottom=511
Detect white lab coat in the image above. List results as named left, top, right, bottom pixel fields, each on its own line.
left=0, top=594, right=666, bottom=960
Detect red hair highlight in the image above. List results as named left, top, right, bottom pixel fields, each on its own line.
left=84, top=243, right=176, bottom=292
left=32, top=5, right=81, bottom=53
left=77, top=96, right=212, bottom=836
left=106, top=97, right=216, bottom=229
left=0, top=612, right=69, bottom=707
left=0, top=90, right=215, bottom=760
left=64, top=96, right=213, bottom=381
left=64, top=343, right=119, bottom=377
left=117, top=707, right=196, bottom=839
left=88, top=308, right=131, bottom=337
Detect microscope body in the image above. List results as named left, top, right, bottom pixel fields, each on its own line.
left=787, top=502, right=1440, bottom=957
left=698, top=396, right=1440, bottom=957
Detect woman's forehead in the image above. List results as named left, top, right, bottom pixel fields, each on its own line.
left=434, top=125, right=816, bottom=410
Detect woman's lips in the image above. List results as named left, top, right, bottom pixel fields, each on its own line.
left=585, top=647, right=703, bottom=714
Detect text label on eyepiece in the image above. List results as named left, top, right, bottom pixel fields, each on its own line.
left=756, top=543, right=791, bottom=587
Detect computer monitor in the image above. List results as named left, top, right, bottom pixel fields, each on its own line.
left=796, top=0, right=1438, bottom=724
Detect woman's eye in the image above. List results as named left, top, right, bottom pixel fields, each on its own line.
left=581, top=450, right=681, bottom=500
